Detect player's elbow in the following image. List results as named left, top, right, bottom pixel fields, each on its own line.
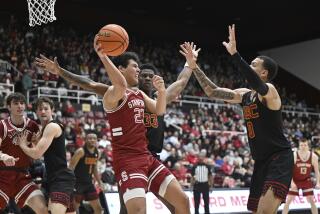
left=156, top=108, right=166, bottom=116
left=32, top=148, right=45, bottom=159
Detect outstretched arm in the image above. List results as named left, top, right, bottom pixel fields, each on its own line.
left=93, top=35, right=127, bottom=110
left=223, top=24, right=281, bottom=109
left=166, top=43, right=201, bottom=104
left=180, top=42, right=249, bottom=103
left=35, top=55, right=109, bottom=97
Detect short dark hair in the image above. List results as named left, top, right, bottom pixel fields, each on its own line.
left=35, top=97, right=54, bottom=110
left=140, top=63, right=159, bottom=75
left=6, top=93, right=26, bottom=106
left=113, top=52, right=140, bottom=69
left=85, top=130, right=97, bottom=137
left=257, top=56, right=278, bottom=81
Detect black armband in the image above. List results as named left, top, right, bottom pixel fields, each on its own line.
left=232, top=52, right=269, bottom=96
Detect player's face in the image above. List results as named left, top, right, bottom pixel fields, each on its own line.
left=36, top=102, right=53, bottom=123
left=250, top=58, right=268, bottom=81
left=8, top=99, right=25, bottom=117
left=139, top=69, right=154, bottom=91
left=121, top=59, right=140, bottom=87
left=86, top=133, right=98, bottom=149
left=299, top=141, right=309, bottom=151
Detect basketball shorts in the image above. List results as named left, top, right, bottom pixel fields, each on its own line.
left=47, top=176, right=76, bottom=212
left=288, top=178, right=314, bottom=196
left=247, top=149, right=294, bottom=212
left=0, top=170, right=41, bottom=209
left=74, top=181, right=99, bottom=203
left=113, top=154, right=174, bottom=203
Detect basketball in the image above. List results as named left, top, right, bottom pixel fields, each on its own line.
left=96, top=24, right=129, bottom=56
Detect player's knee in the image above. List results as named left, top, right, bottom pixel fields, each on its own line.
left=174, top=192, right=189, bottom=210
left=39, top=205, right=48, bottom=214
left=306, top=196, right=315, bottom=204
left=35, top=205, right=48, bottom=214
left=92, top=203, right=103, bottom=213
left=258, top=205, right=275, bottom=214
left=181, top=193, right=190, bottom=208
left=130, top=205, right=146, bottom=214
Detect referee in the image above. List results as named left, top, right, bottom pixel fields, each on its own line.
left=191, top=152, right=212, bottom=214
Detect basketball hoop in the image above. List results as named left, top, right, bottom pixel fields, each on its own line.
left=27, top=0, right=57, bottom=27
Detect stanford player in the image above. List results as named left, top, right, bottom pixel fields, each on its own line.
left=0, top=93, right=47, bottom=213
left=94, top=35, right=190, bottom=213
left=282, top=139, right=320, bottom=214
left=180, top=25, right=293, bottom=213
left=18, top=97, right=75, bottom=214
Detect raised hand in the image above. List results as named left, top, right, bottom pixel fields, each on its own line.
left=222, top=24, right=237, bottom=55
left=191, top=42, right=201, bottom=59
left=179, top=42, right=198, bottom=69
left=35, top=54, right=61, bottom=75
left=94, top=34, right=107, bottom=58
left=152, top=75, right=165, bottom=93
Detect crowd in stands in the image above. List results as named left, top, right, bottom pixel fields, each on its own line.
left=0, top=17, right=319, bottom=192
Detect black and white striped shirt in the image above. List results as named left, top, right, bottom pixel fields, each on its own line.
left=192, top=163, right=211, bottom=183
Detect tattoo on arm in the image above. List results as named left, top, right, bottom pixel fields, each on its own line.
left=209, top=89, right=235, bottom=100
left=192, top=67, right=235, bottom=100
left=59, top=68, right=97, bottom=91
left=192, top=67, right=218, bottom=90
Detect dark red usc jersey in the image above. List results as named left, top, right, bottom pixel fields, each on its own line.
left=0, top=117, right=39, bottom=169
left=105, top=89, right=149, bottom=163
left=293, top=151, right=312, bottom=182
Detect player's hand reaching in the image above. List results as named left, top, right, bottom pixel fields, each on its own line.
left=16, top=131, right=31, bottom=148
left=31, top=131, right=41, bottom=145
left=0, top=154, right=19, bottom=166
left=35, top=54, right=61, bottom=75
left=152, top=75, right=165, bottom=93
left=315, top=183, right=320, bottom=189
left=94, top=34, right=107, bottom=59
left=222, top=24, right=237, bottom=55
left=191, top=42, right=201, bottom=60
left=179, top=42, right=200, bottom=69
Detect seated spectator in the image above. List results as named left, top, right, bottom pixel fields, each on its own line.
left=62, top=100, right=76, bottom=117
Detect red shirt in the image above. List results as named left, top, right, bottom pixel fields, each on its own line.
left=0, top=117, right=39, bottom=169
left=105, top=89, right=149, bottom=166
left=293, top=151, right=312, bottom=182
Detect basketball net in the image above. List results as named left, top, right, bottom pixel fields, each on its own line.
left=27, top=0, right=57, bottom=27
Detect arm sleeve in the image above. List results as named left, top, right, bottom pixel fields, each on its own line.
left=231, top=52, right=269, bottom=96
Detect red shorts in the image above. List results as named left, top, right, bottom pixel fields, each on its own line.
left=113, top=154, right=173, bottom=202
left=288, top=179, right=314, bottom=196
left=0, top=170, right=40, bottom=209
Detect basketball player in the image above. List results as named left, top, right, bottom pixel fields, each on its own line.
left=69, top=131, right=104, bottom=214
left=180, top=25, right=294, bottom=213
left=17, top=97, right=76, bottom=214
left=282, top=139, right=320, bottom=214
left=96, top=34, right=190, bottom=213
left=0, top=93, right=47, bottom=214
left=34, top=42, right=199, bottom=213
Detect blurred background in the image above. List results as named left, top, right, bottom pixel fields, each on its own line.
left=0, top=0, right=319, bottom=213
